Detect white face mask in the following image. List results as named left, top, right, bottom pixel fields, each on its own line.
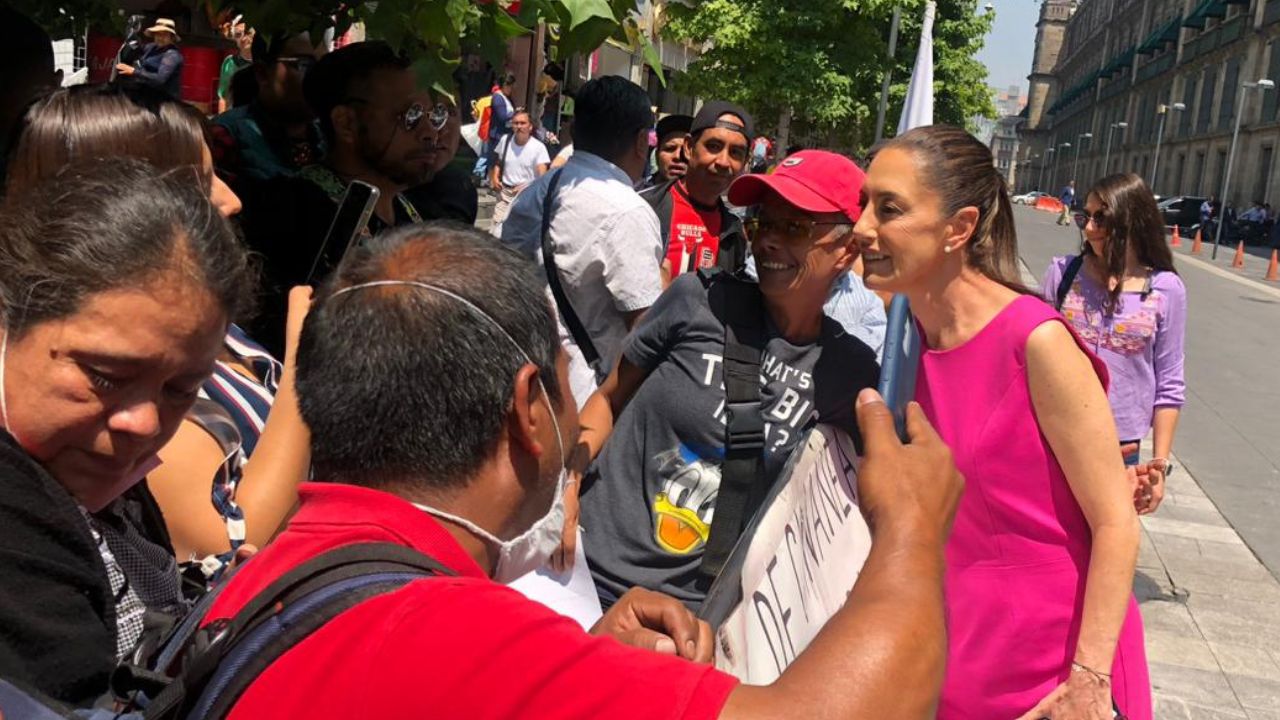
left=330, top=280, right=569, bottom=583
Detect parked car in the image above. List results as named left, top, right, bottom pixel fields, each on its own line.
left=1012, top=191, right=1049, bottom=205
left=1158, top=196, right=1207, bottom=231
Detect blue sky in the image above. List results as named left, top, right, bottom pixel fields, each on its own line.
left=975, top=0, right=1039, bottom=95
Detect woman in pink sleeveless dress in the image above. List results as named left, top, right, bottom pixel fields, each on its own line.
left=853, top=126, right=1150, bottom=720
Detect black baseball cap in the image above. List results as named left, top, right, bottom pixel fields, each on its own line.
left=690, top=101, right=753, bottom=142
left=655, top=114, right=693, bottom=143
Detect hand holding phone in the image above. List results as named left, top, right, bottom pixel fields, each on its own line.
left=306, top=180, right=380, bottom=284
left=876, top=294, right=921, bottom=442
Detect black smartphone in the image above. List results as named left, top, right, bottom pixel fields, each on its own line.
left=876, top=294, right=921, bottom=442
left=306, top=180, right=380, bottom=284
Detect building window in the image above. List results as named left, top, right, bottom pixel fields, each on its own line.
left=1198, top=65, right=1217, bottom=133
left=1220, top=58, right=1240, bottom=131
left=1215, top=148, right=1228, bottom=199
left=1265, top=42, right=1280, bottom=122
left=1194, top=151, right=1206, bottom=195
left=1258, top=146, right=1274, bottom=202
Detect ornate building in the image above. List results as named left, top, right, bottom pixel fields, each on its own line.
left=1020, top=0, right=1280, bottom=207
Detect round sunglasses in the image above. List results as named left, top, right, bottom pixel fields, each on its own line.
left=1072, top=210, right=1107, bottom=230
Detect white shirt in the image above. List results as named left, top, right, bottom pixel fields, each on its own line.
left=500, top=151, right=664, bottom=406
left=495, top=135, right=550, bottom=187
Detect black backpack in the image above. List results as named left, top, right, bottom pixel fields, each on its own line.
left=0, top=543, right=453, bottom=720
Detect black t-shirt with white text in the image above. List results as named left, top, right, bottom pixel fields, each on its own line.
left=581, top=273, right=879, bottom=609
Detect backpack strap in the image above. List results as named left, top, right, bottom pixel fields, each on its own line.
left=697, top=269, right=768, bottom=582
left=641, top=179, right=677, bottom=252
left=540, top=169, right=601, bottom=367
left=139, top=542, right=453, bottom=720
left=1054, top=254, right=1085, bottom=312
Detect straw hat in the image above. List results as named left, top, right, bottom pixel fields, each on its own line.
left=144, top=18, right=180, bottom=41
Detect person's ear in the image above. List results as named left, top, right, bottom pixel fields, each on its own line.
left=508, top=363, right=547, bottom=458
left=331, top=105, right=360, bottom=146
left=635, top=129, right=651, bottom=160
left=831, top=226, right=860, bottom=272
left=943, top=206, right=980, bottom=254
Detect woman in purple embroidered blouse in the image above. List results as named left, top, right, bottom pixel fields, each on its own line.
left=1042, top=173, right=1187, bottom=515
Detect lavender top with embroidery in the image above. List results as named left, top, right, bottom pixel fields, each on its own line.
left=1041, top=255, right=1187, bottom=441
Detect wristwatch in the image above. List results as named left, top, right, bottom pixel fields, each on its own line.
left=1149, top=457, right=1176, bottom=477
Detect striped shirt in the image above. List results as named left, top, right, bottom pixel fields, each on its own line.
left=187, top=325, right=282, bottom=579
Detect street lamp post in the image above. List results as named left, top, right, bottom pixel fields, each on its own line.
left=873, top=6, right=902, bottom=143
left=1072, top=132, right=1092, bottom=189
left=1213, top=78, right=1276, bottom=259
left=1026, top=154, right=1039, bottom=192
left=1054, top=142, right=1070, bottom=191
left=1151, top=102, right=1187, bottom=197
left=1039, top=148, right=1054, bottom=192
left=1104, top=121, right=1128, bottom=175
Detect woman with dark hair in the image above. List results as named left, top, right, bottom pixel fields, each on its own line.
left=854, top=126, right=1150, bottom=720
left=6, top=84, right=240, bottom=216
left=6, top=83, right=312, bottom=587
left=1042, top=173, right=1186, bottom=515
left=0, top=158, right=254, bottom=705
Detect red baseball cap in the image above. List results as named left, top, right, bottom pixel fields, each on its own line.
left=728, top=150, right=865, bottom=222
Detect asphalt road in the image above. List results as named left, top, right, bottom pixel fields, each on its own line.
left=1013, top=204, right=1280, bottom=580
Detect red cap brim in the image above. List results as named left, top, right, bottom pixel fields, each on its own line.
left=727, top=173, right=850, bottom=219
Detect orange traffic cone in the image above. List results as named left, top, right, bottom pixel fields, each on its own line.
left=1170, top=226, right=1182, bottom=247
left=1267, top=249, right=1279, bottom=281
left=1232, top=240, right=1246, bottom=269
left=1191, top=227, right=1203, bottom=254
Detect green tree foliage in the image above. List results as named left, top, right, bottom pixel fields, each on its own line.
left=662, top=0, right=996, bottom=152
left=10, top=0, right=645, bottom=95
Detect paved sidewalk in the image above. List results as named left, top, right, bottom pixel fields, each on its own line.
left=1135, top=441, right=1280, bottom=719
left=1019, top=250, right=1280, bottom=718
left=1167, top=230, right=1279, bottom=286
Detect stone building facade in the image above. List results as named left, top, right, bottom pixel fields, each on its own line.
left=1019, top=0, right=1280, bottom=209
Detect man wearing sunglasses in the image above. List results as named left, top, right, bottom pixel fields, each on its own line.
left=237, top=41, right=466, bottom=356
left=211, top=32, right=327, bottom=189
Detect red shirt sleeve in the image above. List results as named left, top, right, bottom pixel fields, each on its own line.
left=233, top=576, right=738, bottom=719
left=369, top=580, right=738, bottom=719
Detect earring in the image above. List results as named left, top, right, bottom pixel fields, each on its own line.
left=943, top=245, right=955, bottom=254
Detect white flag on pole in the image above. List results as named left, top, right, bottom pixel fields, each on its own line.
left=897, top=1, right=936, bottom=133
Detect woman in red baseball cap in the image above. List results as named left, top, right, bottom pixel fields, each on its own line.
left=561, top=150, right=881, bottom=612
left=854, top=125, right=1150, bottom=720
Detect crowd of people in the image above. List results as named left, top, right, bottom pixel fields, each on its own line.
left=0, top=8, right=1191, bottom=720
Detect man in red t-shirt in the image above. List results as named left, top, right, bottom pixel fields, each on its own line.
left=201, top=224, right=962, bottom=719
left=642, top=101, right=753, bottom=280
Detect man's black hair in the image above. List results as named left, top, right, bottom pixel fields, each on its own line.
left=295, top=222, right=563, bottom=491
left=303, top=40, right=411, bottom=146
left=0, top=6, right=54, bottom=80
left=572, top=76, right=653, bottom=165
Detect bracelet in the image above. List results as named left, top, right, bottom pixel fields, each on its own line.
left=1071, top=661, right=1111, bottom=683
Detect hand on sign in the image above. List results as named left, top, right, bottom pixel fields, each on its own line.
left=854, top=389, right=963, bottom=545
left=591, top=587, right=714, bottom=663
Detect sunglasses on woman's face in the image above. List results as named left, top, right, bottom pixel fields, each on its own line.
left=743, top=217, right=848, bottom=244
left=1073, top=210, right=1107, bottom=230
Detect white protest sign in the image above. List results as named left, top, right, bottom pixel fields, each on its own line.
left=710, top=424, right=870, bottom=684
